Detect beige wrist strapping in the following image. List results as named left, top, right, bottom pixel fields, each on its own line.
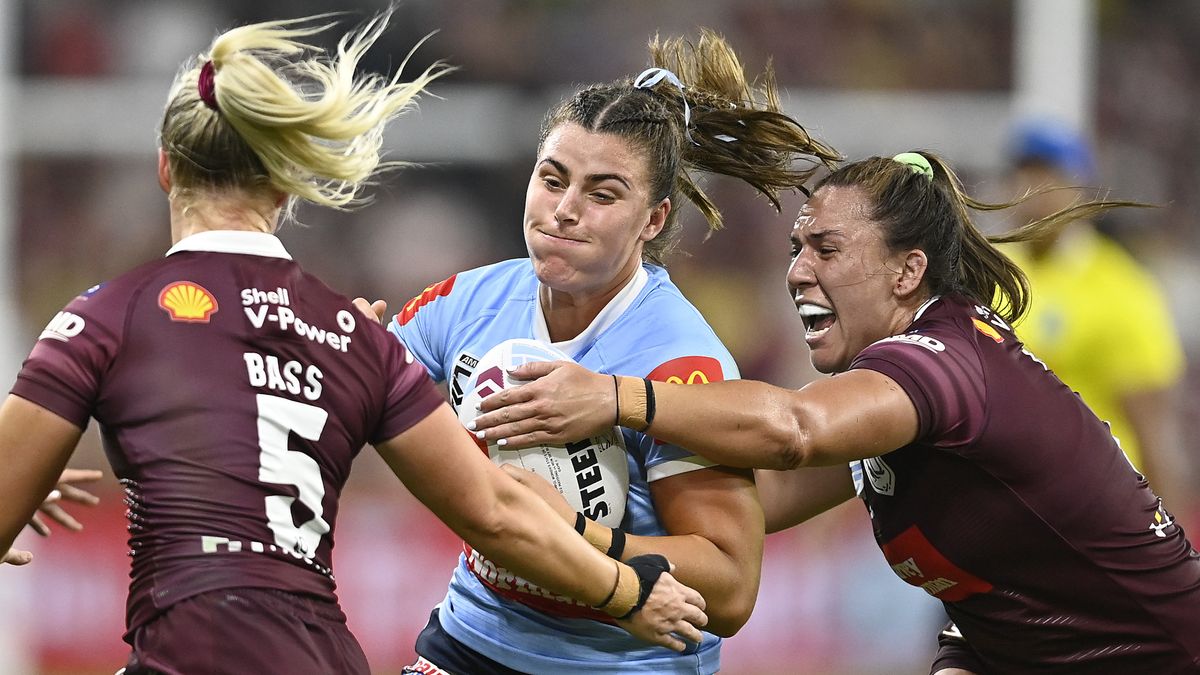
left=595, top=560, right=639, bottom=618
left=615, top=375, right=650, bottom=431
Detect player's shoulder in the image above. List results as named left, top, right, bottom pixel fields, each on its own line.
left=857, top=295, right=997, bottom=365
left=628, top=264, right=719, bottom=334
left=595, top=267, right=736, bottom=380
left=394, top=258, right=534, bottom=329
left=59, top=255, right=186, bottom=314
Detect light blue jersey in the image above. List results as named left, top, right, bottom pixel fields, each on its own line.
left=390, top=259, right=738, bottom=674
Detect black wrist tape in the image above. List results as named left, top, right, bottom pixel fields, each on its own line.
left=620, top=553, right=670, bottom=619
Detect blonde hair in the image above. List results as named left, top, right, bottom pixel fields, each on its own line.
left=160, top=10, right=451, bottom=214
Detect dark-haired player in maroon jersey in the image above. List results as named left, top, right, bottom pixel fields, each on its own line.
left=472, top=151, right=1200, bottom=673
left=0, top=12, right=706, bottom=675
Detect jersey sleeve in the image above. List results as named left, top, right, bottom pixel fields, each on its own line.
left=10, top=286, right=125, bottom=429
left=639, top=354, right=734, bottom=481
left=370, top=333, right=445, bottom=444
left=388, top=275, right=458, bottom=382
left=851, top=329, right=987, bottom=451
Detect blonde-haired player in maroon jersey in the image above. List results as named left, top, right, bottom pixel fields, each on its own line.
left=0, top=11, right=706, bottom=674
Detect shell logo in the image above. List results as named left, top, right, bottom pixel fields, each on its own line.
left=158, top=281, right=219, bottom=323
left=972, top=318, right=1004, bottom=343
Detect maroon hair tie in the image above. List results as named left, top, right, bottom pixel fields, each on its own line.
left=197, top=61, right=219, bottom=111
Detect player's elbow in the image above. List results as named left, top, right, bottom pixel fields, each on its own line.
left=746, top=394, right=819, bottom=471
left=770, top=401, right=830, bottom=470
left=705, top=593, right=757, bottom=637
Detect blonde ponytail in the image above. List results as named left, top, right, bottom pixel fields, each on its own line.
left=161, top=10, right=452, bottom=211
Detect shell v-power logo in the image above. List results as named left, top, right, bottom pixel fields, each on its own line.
left=159, top=281, right=219, bottom=323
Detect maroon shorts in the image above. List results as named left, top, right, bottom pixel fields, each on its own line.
left=121, top=587, right=369, bottom=675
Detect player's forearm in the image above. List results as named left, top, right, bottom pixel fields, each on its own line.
left=643, top=379, right=805, bottom=470
left=756, top=465, right=856, bottom=533
left=0, top=396, right=82, bottom=555
left=464, top=471, right=621, bottom=607
left=619, top=532, right=758, bottom=636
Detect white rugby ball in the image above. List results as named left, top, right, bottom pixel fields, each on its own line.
left=457, top=338, right=629, bottom=528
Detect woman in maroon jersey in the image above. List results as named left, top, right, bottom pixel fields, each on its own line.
left=0, top=11, right=706, bottom=675
left=473, top=151, right=1200, bottom=673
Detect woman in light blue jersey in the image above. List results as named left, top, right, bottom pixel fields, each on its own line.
left=388, top=29, right=839, bottom=675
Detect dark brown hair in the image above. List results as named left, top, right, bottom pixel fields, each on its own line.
left=817, top=151, right=1146, bottom=323
left=539, top=29, right=841, bottom=265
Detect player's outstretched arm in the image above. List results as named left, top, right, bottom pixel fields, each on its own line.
left=0, top=396, right=85, bottom=565
left=755, top=464, right=856, bottom=533
left=374, top=403, right=708, bottom=650
left=474, top=362, right=920, bottom=470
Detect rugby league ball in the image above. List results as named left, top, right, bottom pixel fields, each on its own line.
left=457, top=338, right=629, bottom=528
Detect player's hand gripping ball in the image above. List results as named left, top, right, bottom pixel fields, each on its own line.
left=458, top=339, right=629, bottom=527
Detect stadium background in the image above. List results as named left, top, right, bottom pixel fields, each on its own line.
left=1, top=1, right=1197, bottom=673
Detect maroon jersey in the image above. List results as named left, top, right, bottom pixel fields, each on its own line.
left=850, top=294, right=1200, bottom=672
left=12, top=231, right=443, bottom=636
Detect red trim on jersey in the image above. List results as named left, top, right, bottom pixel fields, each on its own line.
left=881, top=525, right=993, bottom=602
left=396, top=276, right=457, bottom=326
left=461, top=543, right=615, bottom=623
left=646, top=355, right=725, bottom=384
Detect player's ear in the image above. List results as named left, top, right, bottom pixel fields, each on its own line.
left=640, top=198, right=670, bottom=242
left=895, top=248, right=928, bottom=298
left=157, top=148, right=172, bottom=194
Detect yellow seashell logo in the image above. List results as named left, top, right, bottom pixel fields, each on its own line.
left=972, top=318, right=1003, bottom=343
left=158, top=281, right=218, bottom=323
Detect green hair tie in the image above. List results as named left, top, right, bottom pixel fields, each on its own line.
left=892, top=152, right=933, bottom=181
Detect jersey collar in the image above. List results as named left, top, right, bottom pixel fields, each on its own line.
left=166, top=230, right=293, bottom=260
left=533, top=265, right=650, bottom=354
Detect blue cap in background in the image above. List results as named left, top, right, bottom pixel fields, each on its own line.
left=1009, top=118, right=1096, bottom=182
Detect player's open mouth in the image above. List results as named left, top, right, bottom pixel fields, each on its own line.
left=797, top=303, right=836, bottom=339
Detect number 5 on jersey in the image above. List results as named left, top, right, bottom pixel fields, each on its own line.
left=256, top=394, right=330, bottom=559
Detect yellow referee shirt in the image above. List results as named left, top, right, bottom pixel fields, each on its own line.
left=1006, top=227, right=1185, bottom=470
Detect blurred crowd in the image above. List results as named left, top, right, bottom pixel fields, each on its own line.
left=9, top=1, right=1200, bottom=673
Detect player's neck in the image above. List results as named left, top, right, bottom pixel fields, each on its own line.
left=169, top=197, right=280, bottom=244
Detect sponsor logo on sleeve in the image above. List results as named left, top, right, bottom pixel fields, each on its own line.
left=646, top=355, right=725, bottom=384
left=448, top=351, right=479, bottom=409
left=158, top=281, right=218, bottom=323
left=874, top=333, right=946, bottom=353
left=881, top=525, right=993, bottom=601
left=39, top=311, right=86, bottom=342
left=645, top=356, right=724, bottom=445
left=972, top=318, right=1004, bottom=343
left=396, top=275, right=457, bottom=326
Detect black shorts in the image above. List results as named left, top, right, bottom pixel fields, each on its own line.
left=122, top=587, right=369, bottom=675
left=930, top=619, right=984, bottom=675
left=407, top=607, right=527, bottom=675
